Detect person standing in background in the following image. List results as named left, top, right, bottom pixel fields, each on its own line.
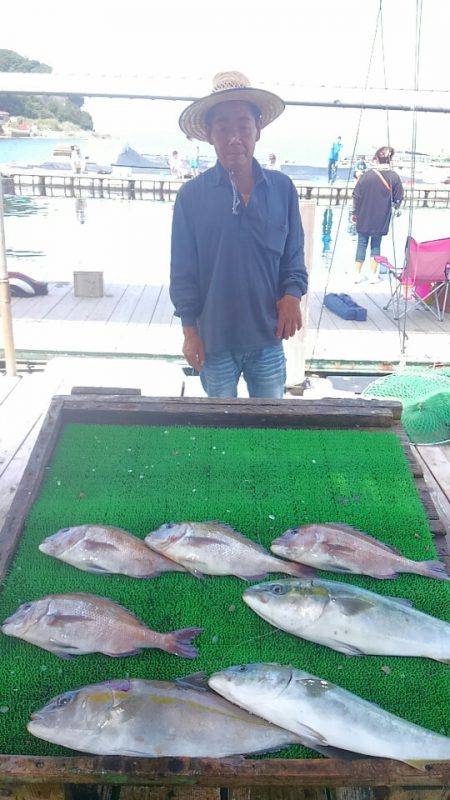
left=352, top=146, right=404, bottom=284
left=169, top=150, right=183, bottom=179
left=354, top=155, right=367, bottom=180
left=189, top=142, right=201, bottom=177
left=267, top=153, right=277, bottom=169
left=70, top=146, right=82, bottom=174
left=328, top=136, right=342, bottom=182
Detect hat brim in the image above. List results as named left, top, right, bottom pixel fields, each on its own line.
left=179, top=87, right=285, bottom=142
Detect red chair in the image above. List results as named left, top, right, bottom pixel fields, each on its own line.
left=375, top=236, right=450, bottom=322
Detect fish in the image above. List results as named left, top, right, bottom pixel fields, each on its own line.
left=1, top=593, right=202, bottom=659
left=27, top=677, right=304, bottom=757
left=145, top=521, right=313, bottom=580
left=242, top=579, right=450, bottom=661
left=209, top=663, right=450, bottom=767
left=39, top=525, right=186, bottom=578
left=271, top=523, right=449, bottom=581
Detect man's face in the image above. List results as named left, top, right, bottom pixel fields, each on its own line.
left=207, top=100, right=260, bottom=171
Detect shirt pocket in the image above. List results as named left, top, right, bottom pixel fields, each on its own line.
left=265, top=221, right=288, bottom=255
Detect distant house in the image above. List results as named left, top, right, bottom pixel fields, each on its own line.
left=0, top=110, right=10, bottom=124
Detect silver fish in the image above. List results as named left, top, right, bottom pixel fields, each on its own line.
left=145, top=521, right=311, bottom=580
left=39, top=525, right=186, bottom=578
left=243, top=579, right=450, bottom=661
left=209, top=663, right=450, bottom=767
left=27, top=677, right=303, bottom=757
left=1, top=593, right=202, bottom=659
left=271, top=523, right=449, bottom=581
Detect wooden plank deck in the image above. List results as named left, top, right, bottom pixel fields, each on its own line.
left=3, top=279, right=450, bottom=364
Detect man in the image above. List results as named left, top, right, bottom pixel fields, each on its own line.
left=354, top=154, right=367, bottom=181
left=187, top=137, right=201, bottom=177
left=70, top=146, right=82, bottom=175
left=328, top=136, right=342, bottom=183
left=170, top=71, right=308, bottom=399
left=169, top=150, right=183, bottom=179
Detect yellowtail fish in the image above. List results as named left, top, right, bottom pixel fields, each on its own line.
left=27, top=677, right=304, bottom=757
left=243, top=579, right=450, bottom=661
left=209, top=663, right=450, bottom=767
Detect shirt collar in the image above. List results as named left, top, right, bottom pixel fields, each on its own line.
left=212, top=157, right=268, bottom=187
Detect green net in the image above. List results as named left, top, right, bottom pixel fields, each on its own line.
left=362, top=368, right=450, bottom=445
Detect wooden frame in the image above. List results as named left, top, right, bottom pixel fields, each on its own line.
left=0, top=392, right=448, bottom=790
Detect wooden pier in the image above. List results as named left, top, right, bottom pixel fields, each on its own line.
left=3, top=170, right=450, bottom=207
left=4, top=274, right=450, bottom=368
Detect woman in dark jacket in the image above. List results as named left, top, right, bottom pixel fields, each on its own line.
left=352, top=146, right=404, bottom=283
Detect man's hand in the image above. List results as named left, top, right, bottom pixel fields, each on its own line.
left=276, top=294, right=302, bottom=339
left=182, top=326, right=205, bottom=371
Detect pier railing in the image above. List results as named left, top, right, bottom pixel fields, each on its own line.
left=2, top=171, right=450, bottom=208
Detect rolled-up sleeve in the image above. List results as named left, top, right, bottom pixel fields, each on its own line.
left=278, top=182, right=308, bottom=299
left=170, top=187, right=202, bottom=327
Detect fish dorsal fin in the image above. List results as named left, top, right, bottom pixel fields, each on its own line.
left=206, top=522, right=268, bottom=554
left=387, top=596, right=414, bottom=608
left=175, top=672, right=209, bottom=692
left=323, top=523, right=402, bottom=556
left=49, top=593, right=145, bottom=625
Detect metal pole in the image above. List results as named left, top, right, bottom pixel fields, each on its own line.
left=0, top=175, right=17, bottom=376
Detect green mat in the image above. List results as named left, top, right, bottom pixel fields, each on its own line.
left=0, top=424, right=448, bottom=758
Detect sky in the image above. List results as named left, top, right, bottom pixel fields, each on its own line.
left=1, top=0, right=449, bottom=163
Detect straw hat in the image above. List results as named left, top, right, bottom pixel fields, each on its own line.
left=179, top=71, right=285, bottom=142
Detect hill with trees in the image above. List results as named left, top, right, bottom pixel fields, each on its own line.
left=0, top=49, right=93, bottom=131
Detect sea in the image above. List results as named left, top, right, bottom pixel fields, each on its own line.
left=1, top=137, right=449, bottom=286
left=0, top=135, right=350, bottom=181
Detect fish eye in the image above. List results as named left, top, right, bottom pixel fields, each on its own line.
left=56, top=692, right=74, bottom=708
left=238, top=665, right=247, bottom=672
left=20, top=602, right=32, bottom=611
left=272, top=584, right=285, bottom=595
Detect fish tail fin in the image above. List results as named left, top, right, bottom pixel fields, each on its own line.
left=165, top=627, right=203, bottom=659
left=281, top=559, right=316, bottom=578
left=414, top=559, right=450, bottom=581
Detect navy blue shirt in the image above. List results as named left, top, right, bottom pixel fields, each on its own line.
left=170, top=158, right=308, bottom=355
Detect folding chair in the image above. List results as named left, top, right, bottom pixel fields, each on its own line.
left=375, top=236, right=450, bottom=322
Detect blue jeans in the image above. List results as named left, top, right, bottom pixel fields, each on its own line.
left=200, top=344, right=286, bottom=398
left=328, top=158, right=338, bottom=182
left=356, top=233, right=383, bottom=262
